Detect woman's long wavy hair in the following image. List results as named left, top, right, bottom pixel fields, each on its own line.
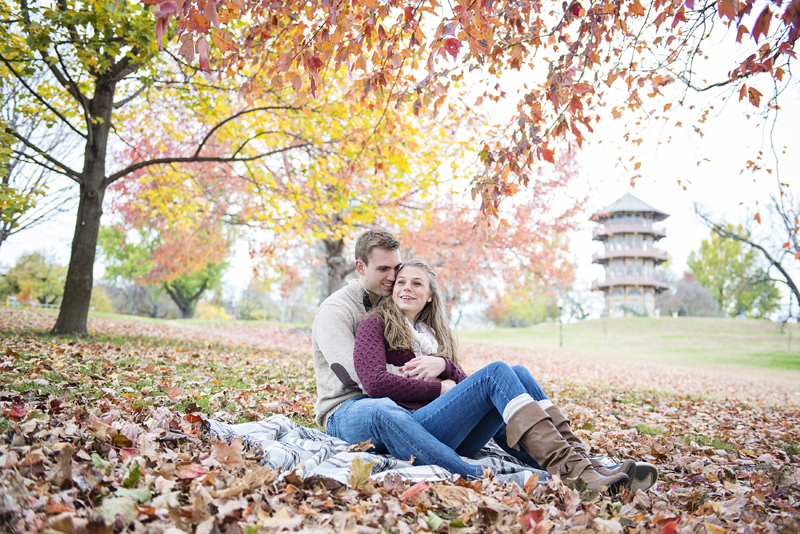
left=368, top=259, right=459, bottom=366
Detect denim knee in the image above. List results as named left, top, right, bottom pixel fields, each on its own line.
left=485, top=361, right=514, bottom=378
left=511, top=365, right=548, bottom=400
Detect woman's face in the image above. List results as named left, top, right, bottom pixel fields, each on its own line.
left=392, top=265, right=432, bottom=322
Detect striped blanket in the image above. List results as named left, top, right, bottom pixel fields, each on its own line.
left=207, top=415, right=550, bottom=487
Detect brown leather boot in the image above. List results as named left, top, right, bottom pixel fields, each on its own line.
left=506, top=402, right=629, bottom=491
left=545, top=405, right=637, bottom=478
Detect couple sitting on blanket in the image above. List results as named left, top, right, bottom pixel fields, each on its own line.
left=312, top=229, right=656, bottom=492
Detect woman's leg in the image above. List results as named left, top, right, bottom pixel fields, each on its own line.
left=456, top=366, right=548, bottom=459
left=489, top=365, right=548, bottom=467
left=410, top=361, right=530, bottom=450
left=412, top=362, right=628, bottom=490
left=326, top=395, right=488, bottom=479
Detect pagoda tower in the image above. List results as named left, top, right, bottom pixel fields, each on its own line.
left=591, top=192, right=670, bottom=317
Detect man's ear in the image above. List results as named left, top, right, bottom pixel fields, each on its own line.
left=355, top=259, right=366, bottom=276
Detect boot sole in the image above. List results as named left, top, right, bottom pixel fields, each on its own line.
left=630, top=462, right=659, bottom=492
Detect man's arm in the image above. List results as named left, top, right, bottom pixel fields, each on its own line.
left=313, top=302, right=363, bottom=391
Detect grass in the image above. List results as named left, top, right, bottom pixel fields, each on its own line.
left=683, top=435, right=739, bottom=453
left=458, top=317, right=800, bottom=372
left=636, top=423, right=665, bottom=436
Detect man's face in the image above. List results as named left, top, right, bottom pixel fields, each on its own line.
left=357, top=247, right=402, bottom=297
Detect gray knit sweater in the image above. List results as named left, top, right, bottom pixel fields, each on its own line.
left=312, top=280, right=371, bottom=427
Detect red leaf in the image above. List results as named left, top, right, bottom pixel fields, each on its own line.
left=176, top=463, right=208, bottom=479
left=685, top=0, right=694, bottom=9
left=748, top=87, right=763, bottom=107
left=754, top=212, right=762, bottom=224
left=736, top=24, right=750, bottom=43
left=660, top=520, right=679, bottom=534
left=196, top=36, right=210, bottom=72
left=443, top=38, right=462, bottom=58
left=718, top=0, right=737, bottom=19
left=738, top=84, right=748, bottom=102
left=783, top=242, right=791, bottom=248
left=538, top=146, right=555, bottom=163
left=399, top=480, right=429, bottom=500
left=752, top=7, right=772, bottom=42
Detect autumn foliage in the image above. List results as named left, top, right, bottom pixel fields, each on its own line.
left=157, top=0, right=799, bottom=214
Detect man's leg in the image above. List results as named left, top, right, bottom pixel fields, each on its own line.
left=326, top=395, right=487, bottom=479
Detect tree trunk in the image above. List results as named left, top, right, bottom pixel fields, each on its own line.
left=321, top=237, right=356, bottom=302
left=163, top=279, right=207, bottom=319
left=52, top=77, right=115, bottom=336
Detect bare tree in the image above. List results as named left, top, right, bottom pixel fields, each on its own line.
left=695, top=200, right=800, bottom=321
left=0, top=75, right=79, bottom=253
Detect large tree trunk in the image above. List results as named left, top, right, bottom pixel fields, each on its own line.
left=321, top=237, right=356, bottom=301
left=52, top=78, right=115, bottom=336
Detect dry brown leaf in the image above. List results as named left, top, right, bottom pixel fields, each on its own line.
left=211, top=437, right=245, bottom=469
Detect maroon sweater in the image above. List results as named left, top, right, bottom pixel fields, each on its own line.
left=353, top=315, right=467, bottom=410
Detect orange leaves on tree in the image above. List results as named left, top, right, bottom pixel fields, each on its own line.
left=211, top=29, right=238, bottom=53
left=748, top=86, right=763, bottom=107
left=754, top=212, right=762, bottom=224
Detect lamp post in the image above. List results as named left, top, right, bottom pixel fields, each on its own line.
left=557, top=297, right=564, bottom=348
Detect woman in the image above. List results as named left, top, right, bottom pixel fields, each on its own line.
left=353, top=259, right=636, bottom=490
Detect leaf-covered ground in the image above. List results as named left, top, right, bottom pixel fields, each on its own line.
left=1, top=309, right=798, bottom=534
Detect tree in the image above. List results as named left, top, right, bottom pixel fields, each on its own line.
left=3, top=0, right=420, bottom=335
left=687, top=224, right=780, bottom=319
left=697, top=198, right=800, bottom=321
left=657, top=272, right=722, bottom=317
left=166, top=0, right=799, bottom=213
left=485, top=280, right=561, bottom=327
left=98, top=226, right=227, bottom=319
left=400, top=149, right=584, bottom=324
left=0, top=74, right=77, bottom=253
left=0, top=251, right=66, bottom=306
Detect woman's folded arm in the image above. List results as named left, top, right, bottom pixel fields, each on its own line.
left=354, top=315, right=441, bottom=402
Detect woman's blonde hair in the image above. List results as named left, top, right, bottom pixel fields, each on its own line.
left=367, top=259, right=459, bottom=366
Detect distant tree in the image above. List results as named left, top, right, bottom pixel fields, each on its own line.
left=687, top=224, right=780, bottom=319
left=657, top=272, right=723, bottom=317
left=89, top=285, right=114, bottom=314
left=697, top=199, right=800, bottom=321
left=98, top=226, right=227, bottom=319
left=0, top=251, right=66, bottom=306
left=485, top=280, right=561, bottom=328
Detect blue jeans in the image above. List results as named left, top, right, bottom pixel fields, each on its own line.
left=414, top=362, right=547, bottom=469
left=327, top=363, right=548, bottom=476
left=326, top=395, right=488, bottom=478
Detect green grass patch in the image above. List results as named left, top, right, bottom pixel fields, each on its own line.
left=458, top=317, right=800, bottom=373
left=637, top=423, right=665, bottom=436
left=683, top=435, right=738, bottom=453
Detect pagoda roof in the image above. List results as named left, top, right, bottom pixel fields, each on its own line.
left=591, top=192, right=669, bottom=221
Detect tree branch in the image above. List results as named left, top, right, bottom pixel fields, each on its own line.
left=5, top=128, right=83, bottom=183
left=104, top=142, right=312, bottom=187
left=0, top=54, right=87, bottom=139
left=695, top=205, right=800, bottom=312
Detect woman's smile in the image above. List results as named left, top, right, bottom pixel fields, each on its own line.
left=392, top=265, right=431, bottom=321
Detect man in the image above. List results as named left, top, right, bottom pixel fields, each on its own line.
left=312, top=229, right=486, bottom=478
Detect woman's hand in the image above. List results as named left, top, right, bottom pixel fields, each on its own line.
left=439, top=380, right=456, bottom=395
left=401, top=356, right=446, bottom=381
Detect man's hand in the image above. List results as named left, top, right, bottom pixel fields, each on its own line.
left=401, top=356, right=446, bottom=381
left=440, top=380, right=456, bottom=395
